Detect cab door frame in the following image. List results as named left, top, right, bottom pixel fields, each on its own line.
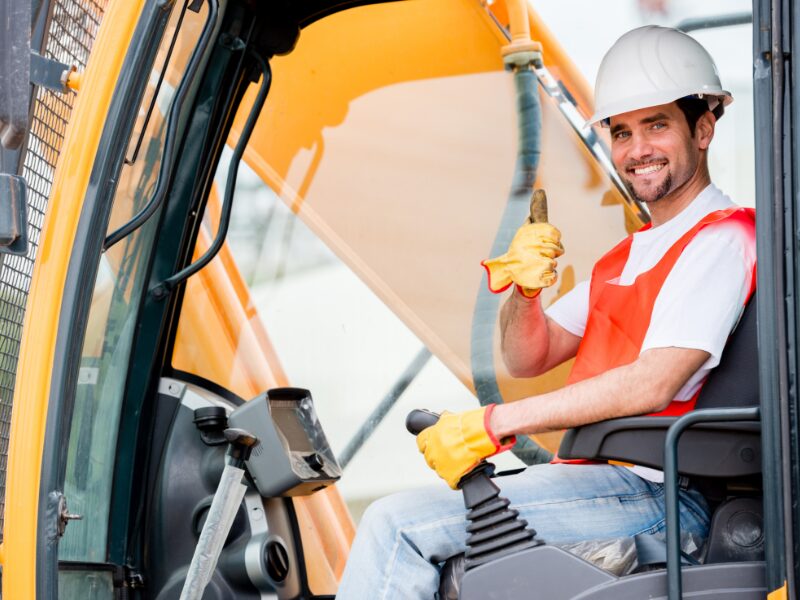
left=753, top=0, right=797, bottom=595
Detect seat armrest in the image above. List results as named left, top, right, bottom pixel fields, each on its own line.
left=558, top=418, right=761, bottom=477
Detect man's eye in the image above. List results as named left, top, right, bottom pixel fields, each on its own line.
left=613, top=131, right=630, bottom=140
left=651, top=122, right=666, bottom=130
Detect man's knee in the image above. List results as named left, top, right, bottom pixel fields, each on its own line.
left=357, top=486, right=465, bottom=547
left=358, top=491, right=420, bottom=539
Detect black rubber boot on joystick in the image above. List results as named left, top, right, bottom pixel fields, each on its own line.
left=459, top=463, right=544, bottom=570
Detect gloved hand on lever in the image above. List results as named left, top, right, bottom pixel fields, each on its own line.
left=416, top=405, right=516, bottom=489
left=481, top=221, right=564, bottom=298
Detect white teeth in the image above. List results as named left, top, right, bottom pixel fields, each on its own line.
left=633, top=163, right=664, bottom=175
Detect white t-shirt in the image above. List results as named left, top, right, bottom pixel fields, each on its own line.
left=546, top=184, right=756, bottom=481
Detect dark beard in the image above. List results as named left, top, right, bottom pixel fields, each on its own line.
left=625, top=171, right=673, bottom=204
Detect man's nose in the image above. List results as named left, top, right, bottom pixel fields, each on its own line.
left=629, top=133, right=655, bottom=161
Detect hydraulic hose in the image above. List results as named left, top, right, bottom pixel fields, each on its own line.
left=469, top=2, right=551, bottom=465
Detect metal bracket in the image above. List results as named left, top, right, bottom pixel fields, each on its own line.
left=502, top=50, right=543, bottom=71
left=29, top=51, right=76, bottom=94
left=0, top=174, right=29, bottom=255
left=57, top=493, right=83, bottom=538
left=109, top=563, right=145, bottom=590
left=126, top=570, right=145, bottom=589
left=0, top=0, right=32, bottom=150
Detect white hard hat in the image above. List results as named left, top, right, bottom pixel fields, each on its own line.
left=589, top=25, right=732, bottom=126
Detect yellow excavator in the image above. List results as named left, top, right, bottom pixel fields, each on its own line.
left=0, top=0, right=791, bottom=598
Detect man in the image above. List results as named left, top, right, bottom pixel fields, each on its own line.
left=337, top=25, right=756, bottom=599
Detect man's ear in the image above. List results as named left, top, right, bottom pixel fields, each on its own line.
left=696, top=110, right=716, bottom=150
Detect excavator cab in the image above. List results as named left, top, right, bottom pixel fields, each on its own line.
left=0, top=0, right=796, bottom=599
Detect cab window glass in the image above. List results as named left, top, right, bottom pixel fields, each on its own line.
left=58, top=0, right=207, bottom=563
left=178, top=160, right=492, bottom=510
left=172, top=0, right=758, bottom=545
left=171, top=0, right=635, bottom=529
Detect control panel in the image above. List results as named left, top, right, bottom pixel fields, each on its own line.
left=228, top=387, right=341, bottom=497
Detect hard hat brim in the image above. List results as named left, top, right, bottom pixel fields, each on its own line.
left=587, top=89, right=733, bottom=128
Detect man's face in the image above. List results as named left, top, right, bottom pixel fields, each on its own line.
left=609, top=102, right=702, bottom=205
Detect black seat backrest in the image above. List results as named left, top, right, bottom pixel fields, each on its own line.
left=694, top=293, right=758, bottom=409
left=557, top=294, right=761, bottom=477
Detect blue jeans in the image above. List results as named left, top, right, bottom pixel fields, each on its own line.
left=337, top=463, right=710, bottom=599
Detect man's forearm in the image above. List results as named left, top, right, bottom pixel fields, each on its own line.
left=499, top=291, right=581, bottom=377
left=499, top=291, right=550, bottom=377
left=489, top=347, right=710, bottom=438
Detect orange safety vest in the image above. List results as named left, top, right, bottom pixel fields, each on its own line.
left=552, top=206, right=755, bottom=464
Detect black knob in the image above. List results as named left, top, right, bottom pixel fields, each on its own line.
left=193, top=407, right=229, bottom=446
left=406, top=409, right=440, bottom=436
left=193, top=406, right=227, bottom=431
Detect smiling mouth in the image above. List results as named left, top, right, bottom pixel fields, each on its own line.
left=628, top=161, right=667, bottom=177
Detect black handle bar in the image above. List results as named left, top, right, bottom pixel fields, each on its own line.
left=405, top=409, right=440, bottom=435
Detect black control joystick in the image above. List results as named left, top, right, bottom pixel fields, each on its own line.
left=406, top=409, right=543, bottom=571
left=405, top=408, right=441, bottom=435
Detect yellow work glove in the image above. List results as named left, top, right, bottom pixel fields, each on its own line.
left=416, top=405, right=516, bottom=489
left=481, top=222, right=564, bottom=298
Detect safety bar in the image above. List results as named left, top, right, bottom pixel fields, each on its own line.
left=103, top=0, right=219, bottom=250
left=676, top=12, right=752, bottom=33
left=338, top=347, right=431, bottom=469
left=126, top=0, right=194, bottom=165
left=664, top=406, right=761, bottom=600
left=151, top=50, right=271, bottom=299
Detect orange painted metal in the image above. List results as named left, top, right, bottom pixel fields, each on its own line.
left=3, top=0, right=144, bottom=596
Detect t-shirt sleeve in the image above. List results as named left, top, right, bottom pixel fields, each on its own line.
left=640, top=220, right=756, bottom=368
left=545, top=279, right=590, bottom=337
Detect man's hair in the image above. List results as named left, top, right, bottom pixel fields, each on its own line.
left=676, top=96, right=724, bottom=136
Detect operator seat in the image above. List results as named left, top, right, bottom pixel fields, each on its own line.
left=557, top=292, right=763, bottom=567
left=558, top=293, right=760, bottom=480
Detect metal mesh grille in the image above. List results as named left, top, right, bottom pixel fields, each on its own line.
left=0, top=0, right=107, bottom=539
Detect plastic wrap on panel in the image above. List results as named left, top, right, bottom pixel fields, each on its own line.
left=559, top=531, right=705, bottom=576
left=180, top=464, right=248, bottom=600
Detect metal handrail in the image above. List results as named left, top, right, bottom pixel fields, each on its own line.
left=663, top=406, right=761, bottom=600
left=676, top=12, right=752, bottom=33
left=339, top=347, right=432, bottom=469
left=151, top=51, right=271, bottom=298
left=103, top=0, right=219, bottom=250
